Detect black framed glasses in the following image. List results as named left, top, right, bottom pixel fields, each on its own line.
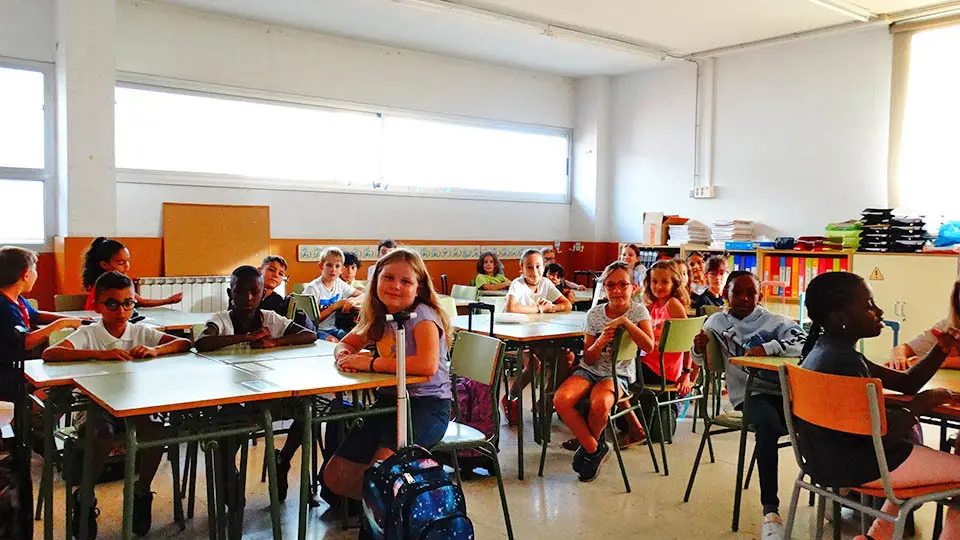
left=100, top=298, right=137, bottom=311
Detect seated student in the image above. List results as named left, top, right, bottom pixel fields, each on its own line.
left=501, top=249, right=573, bottom=425
left=889, top=279, right=960, bottom=370
left=43, top=271, right=192, bottom=537
left=81, top=237, right=181, bottom=310
left=474, top=251, right=510, bottom=291
left=304, top=248, right=362, bottom=341
left=672, top=256, right=695, bottom=301
left=545, top=263, right=577, bottom=304
left=335, top=251, right=365, bottom=334
left=259, top=256, right=330, bottom=342
left=798, top=272, right=960, bottom=540
left=643, top=260, right=694, bottom=393
left=541, top=247, right=586, bottom=291
left=619, top=244, right=647, bottom=300
left=691, top=270, right=806, bottom=540
left=341, top=251, right=365, bottom=290
left=691, top=255, right=730, bottom=315
left=196, top=265, right=316, bottom=502
left=366, top=239, right=398, bottom=282
left=687, top=252, right=708, bottom=295
left=0, top=246, right=85, bottom=397
left=554, top=261, right=655, bottom=482
left=324, top=249, right=452, bottom=500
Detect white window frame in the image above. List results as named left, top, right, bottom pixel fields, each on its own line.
left=115, top=73, right=572, bottom=204
left=0, top=56, right=57, bottom=249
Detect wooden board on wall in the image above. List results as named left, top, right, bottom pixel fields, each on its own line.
left=162, top=203, right=270, bottom=277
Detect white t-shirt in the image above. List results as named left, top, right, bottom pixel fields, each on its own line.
left=64, top=321, right=165, bottom=351
left=303, top=277, right=358, bottom=330
left=901, top=317, right=951, bottom=359
left=505, top=277, right=562, bottom=307
left=206, top=310, right=292, bottom=338
left=582, top=302, right=651, bottom=382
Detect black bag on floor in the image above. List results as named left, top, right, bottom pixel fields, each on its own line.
left=360, top=311, right=474, bottom=540
left=637, top=392, right=677, bottom=443
left=0, top=326, right=33, bottom=540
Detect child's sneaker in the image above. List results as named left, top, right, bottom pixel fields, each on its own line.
left=572, top=445, right=586, bottom=474
left=577, top=440, right=609, bottom=482
left=275, top=449, right=291, bottom=502
left=132, top=491, right=154, bottom=536
left=72, top=489, right=100, bottom=539
left=501, top=395, right=519, bottom=426
left=761, top=512, right=785, bottom=540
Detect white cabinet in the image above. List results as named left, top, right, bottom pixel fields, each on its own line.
left=853, top=254, right=958, bottom=360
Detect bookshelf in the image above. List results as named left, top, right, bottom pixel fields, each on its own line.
left=756, top=249, right=854, bottom=320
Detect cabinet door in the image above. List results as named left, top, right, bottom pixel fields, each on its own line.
left=853, top=254, right=958, bottom=360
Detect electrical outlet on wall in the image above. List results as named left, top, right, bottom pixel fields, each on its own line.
left=691, top=185, right=717, bottom=199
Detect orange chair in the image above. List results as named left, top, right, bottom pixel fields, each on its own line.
left=778, top=364, right=960, bottom=540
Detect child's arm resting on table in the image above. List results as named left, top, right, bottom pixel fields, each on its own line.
left=130, top=333, right=191, bottom=358
left=195, top=322, right=271, bottom=352
left=750, top=319, right=805, bottom=357
left=42, top=340, right=132, bottom=362
left=251, top=322, right=316, bottom=349
left=26, top=318, right=85, bottom=350
left=135, top=292, right=182, bottom=308
left=868, top=328, right=959, bottom=395
left=336, top=320, right=440, bottom=376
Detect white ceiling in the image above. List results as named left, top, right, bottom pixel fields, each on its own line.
left=158, top=0, right=951, bottom=76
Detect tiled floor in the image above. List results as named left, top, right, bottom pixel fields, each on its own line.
left=30, top=405, right=946, bottom=539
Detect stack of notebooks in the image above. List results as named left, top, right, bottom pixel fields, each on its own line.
left=858, top=209, right=927, bottom=253
left=711, top=220, right=755, bottom=250
left=668, top=220, right=711, bottom=246
left=825, top=220, right=861, bottom=250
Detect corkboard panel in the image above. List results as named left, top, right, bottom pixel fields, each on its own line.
left=162, top=203, right=270, bottom=277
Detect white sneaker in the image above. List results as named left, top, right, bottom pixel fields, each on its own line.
left=762, top=512, right=786, bottom=540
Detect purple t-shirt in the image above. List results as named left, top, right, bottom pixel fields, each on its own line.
left=375, top=302, right=451, bottom=399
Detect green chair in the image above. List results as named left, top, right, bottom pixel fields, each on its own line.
left=54, top=294, right=87, bottom=312
left=450, top=285, right=479, bottom=303
left=431, top=332, right=514, bottom=540
left=290, top=283, right=307, bottom=295
left=287, top=293, right=321, bottom=326
left=48, top=328, right=75, bottom=347
left=634, top=316, right=706, bottom=476
left=26, top=298, right=39, bottom=310
left=703, top=304, right=724, bottom=317
left=438, top=296, right=458, bottom=321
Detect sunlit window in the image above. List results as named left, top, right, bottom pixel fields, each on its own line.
left=897, top=25, right=960, bottom=221
left=115, top=85, right=570, bottom=202
left=0, top=65, right=47, bottom=244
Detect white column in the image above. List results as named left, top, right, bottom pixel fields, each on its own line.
left=56, top=0, right=116, bottom=236
left=570, top=75, right=613, bottom=242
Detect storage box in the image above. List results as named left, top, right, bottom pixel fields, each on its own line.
left=642, top=213, right=685, bottom=246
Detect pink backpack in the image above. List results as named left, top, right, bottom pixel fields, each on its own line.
left=452, top=378, right=496, bottom=462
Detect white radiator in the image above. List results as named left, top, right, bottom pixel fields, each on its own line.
left=137, top=276, right=231, bottom=313
left=137, top=276, right=287, bottom=313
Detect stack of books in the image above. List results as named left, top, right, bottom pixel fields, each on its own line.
left=711, top=220, right=755, bottom=250
left=667, top=220, right=711, bottom=246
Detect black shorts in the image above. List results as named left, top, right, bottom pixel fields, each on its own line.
left=334, top=396, right=451, bottom=464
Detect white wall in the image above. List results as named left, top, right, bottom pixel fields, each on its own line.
left=0, top=0, right=55, bottom=62
left=108, top=1, right=574, bottom=241
left=611, top=28, right=893, bottom=240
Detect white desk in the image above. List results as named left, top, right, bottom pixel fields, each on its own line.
left=24, top=352, right=218, bottom=388
left=197, top=341, right=337, bottom=365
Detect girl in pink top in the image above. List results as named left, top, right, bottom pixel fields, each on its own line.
left=643, top=260, right=695, bottom=396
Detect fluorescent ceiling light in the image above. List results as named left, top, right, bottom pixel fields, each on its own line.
left=393, top=0, right=668, bottom=60
left=806, top=0, right=874, bottom=21
left=392, top=0, right=544, bottom=32
left=544, top=26, right=666, bottom=61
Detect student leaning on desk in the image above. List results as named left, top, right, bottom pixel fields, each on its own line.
left=42, top=271, right=192, bottom=538
left=888, top=278, right=960, bottom=371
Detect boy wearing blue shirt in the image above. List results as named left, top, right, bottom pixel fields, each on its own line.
left=0, top=246, right=84, bottom=399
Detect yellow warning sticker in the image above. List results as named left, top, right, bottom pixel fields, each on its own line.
left=869, top=267, right=884, bottom=281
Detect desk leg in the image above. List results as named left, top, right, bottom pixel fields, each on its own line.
left=78, top=402, right=96, bottom=540
left=299, top=400, right=314, bottom=540
left=41, top=392, right=55, bottom=540
left=262, top=408, right=283, bottom=540
left=511, top=349, right=524, bottom=481
left=732, top=372, right=755, bottom=533
left=122, top=419, right=138, bottom=540
left=537, top=348, right=548, bottom=477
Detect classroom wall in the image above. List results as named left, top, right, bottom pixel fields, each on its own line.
left=0, top=0, right=55, bottom=62
left=111, top=0, right=575, bottom=241
left=610, top=28, right=893, bottom=241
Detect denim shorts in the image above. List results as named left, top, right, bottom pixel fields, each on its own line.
left=572, top=367, right=630, bottom=393
left=334, top=396, right=452, bottom=464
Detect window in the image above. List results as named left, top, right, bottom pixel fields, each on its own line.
left=0, top=64, right=48, bottom=244
left=892, top=24, right=960, bottom=222
left=115, top=84, right=570, bottom=202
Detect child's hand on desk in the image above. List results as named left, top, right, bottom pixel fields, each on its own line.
left=910, top=389, right=956, bottom=414
left=251, top=337, right=278, bottom=349
left=744, top=346, right=766, bottom=357
left=932, top=328, right=960, bottom=355
left=98, top=349, right=132, bottom=361
left=693, top=330, right=709, bottom=354
left=336, top=353, right=371, bottom=373
left=245, top=327, right=271, bottom=343
left=129, top=345, right=158, bottom=358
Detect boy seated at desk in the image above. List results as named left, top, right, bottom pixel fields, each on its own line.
left=259, top=255, right=330, bottom=341
left=42, top=271, right=192, bottom=537
left=0, top=246, right=86, bottom=369
left=196, top=265, right=316, bottom=352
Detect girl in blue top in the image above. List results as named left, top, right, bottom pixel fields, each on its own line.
left=325, top=249, right=452, bottom=500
